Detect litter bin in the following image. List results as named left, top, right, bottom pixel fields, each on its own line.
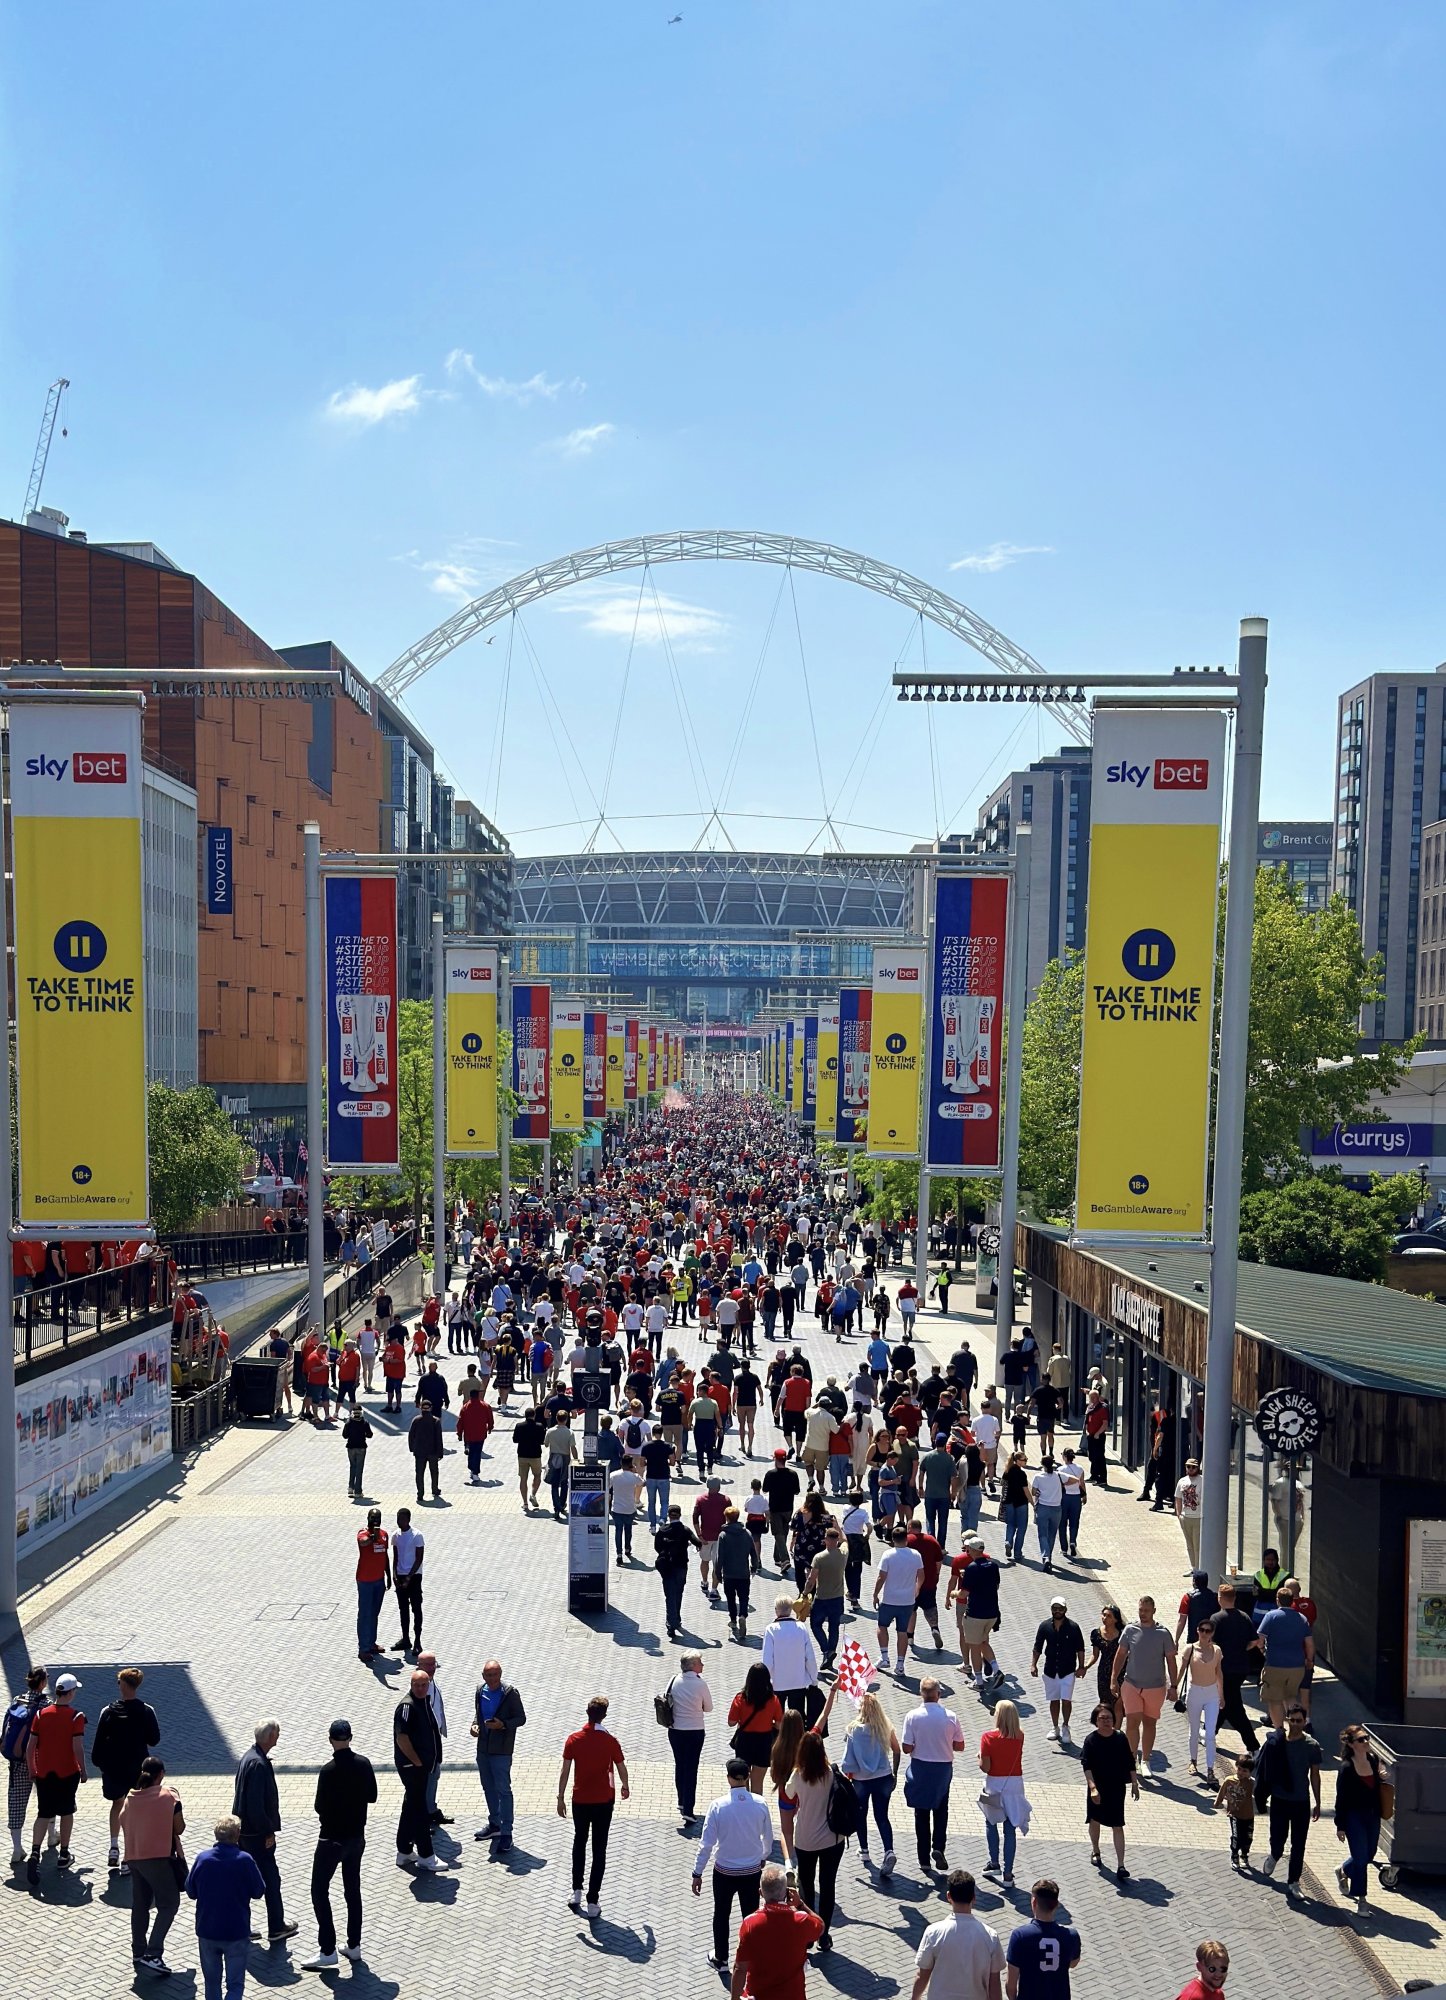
left=230, top=1357, right=285, bottom=1421
left=1368, top=1724, right=1446, bottom=1887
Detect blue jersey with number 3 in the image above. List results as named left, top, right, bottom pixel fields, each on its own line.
left=1006, top=1918, right=1080, bottom=2000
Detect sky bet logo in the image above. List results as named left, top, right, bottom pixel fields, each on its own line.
left=1105, top=757, right=1209, bottom=790
left=25, top=752, right=128, bottom=783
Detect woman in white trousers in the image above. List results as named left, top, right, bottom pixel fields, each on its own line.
left=1176, top=1620, right=1225, bottom=1783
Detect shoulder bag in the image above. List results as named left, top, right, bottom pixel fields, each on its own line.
left=654, top=1678, right=676, bottom=1730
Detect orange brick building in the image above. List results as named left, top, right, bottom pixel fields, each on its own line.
left=0, top=517, right=387, bottom=1154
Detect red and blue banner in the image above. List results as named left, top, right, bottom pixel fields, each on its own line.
left=511, top=982, right=551, bottom=1141
left=802, top=1014, right=818, bottom=1123
left=324, top=873, right=400, bottom=1171
left=584, top=1010, right=607, bottom=1121
left=836, top=987, right=871, bottom=1146
left=647, top=1023, right=658, bottom=1095
left=624, top=1018, right=639, bottom=1101
left=925, top=873, right=1009, bottom=1172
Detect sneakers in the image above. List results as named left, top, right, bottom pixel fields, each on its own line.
left=269, top=1922, right=300, bottom=1941
left=340, top=1945, right=363, bottom=1960
left=56, top=1848, right=73, bottom=1869
left=881, top=1849, right=897, bottom=1878
left=1335, top=1863, right=1351, bottom=1895
left=137, top=1958, right=172, bottom=1978
left=567, top=1889, right=582, bottom=1911
left=413, top=1855, right=440, bottom=1873
left=1286, top=1880, right=1304, bottom=1902
left=1059, top=1724, right=1072, bottom=1748
left=495, top=1835, right=513, bottom=1855
left=931, top=1847, right=947, bottom=1870
left=108, top=1845, right=120, bottom=1871
left=982, top=1861, right=1000, bottom=1878
left=1261, top=1852, right=1280, bottom=1878
left=877, top=1650, right=891, bottom=1670
left=707, top=1952, right=730, bottom=1970
left=1047, top=1725, right=1060, bottom=1742
left=302, top=1953, right=340, bottom=1971
left=586, top=1900, right=601, bottom=1918
left=396, top=1853, right=416, bottom=1870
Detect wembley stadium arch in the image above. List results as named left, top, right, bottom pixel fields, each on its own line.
left=382, top=531, right=1067, bottom=1034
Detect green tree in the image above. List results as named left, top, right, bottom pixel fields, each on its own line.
left=147, top=1082, right=247, bottom=1236
left=1238, top=1168, right=1412, bottom=1282
left=1017, top=953, right=1084, bottom=1221
left=1242, top=867, right=1416, bottom=1189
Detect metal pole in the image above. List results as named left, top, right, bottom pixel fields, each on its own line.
left=1200, top=618, right=1267, bottom=1583
left=915, top=858, right=936, bottom=1297
left=996, top=827, right=1032, bottom=1366
left=431, top=912, right=446, bottom=1301
left=303, top=824, right=326, bottom=1344
left=0, top=789, right=18, bottom=1639
left=499, top=953, right=511, bottom=1232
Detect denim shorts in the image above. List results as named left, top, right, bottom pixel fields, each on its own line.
left=877, top=1602, right=914, bottom=1631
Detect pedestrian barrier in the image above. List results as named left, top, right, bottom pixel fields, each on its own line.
left=170, top=1377, right=231, bottom=1453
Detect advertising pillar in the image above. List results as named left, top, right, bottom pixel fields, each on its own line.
left=511, top=983, right=552, bottom=1142
left=925, top=874, right=1009, bottom=1174
left=802, top=1014, right=818, bottom=1125
left=836, top=988, right=871, bottom=1146
left=867, top=948, right=925, bottom=1158
left=1075, top=710, right=1227, bottom=1239
left=444, top=946, right=499, bottom=1157
left=646, top=1022, right=658, bottom=1096
left=816, top=1004, right=839, bottom=1143
left=623, top=1018, right=640, bottom=1107
left=324, top=874, right=400, bottom=1172
left=584, top=1010, right=607, bottom=1123
left=605, top=1014, right=626, bottom=1112
left=10, top=699, right=150, bottom=1229
left=550, top=1001, right=585, bottom=1133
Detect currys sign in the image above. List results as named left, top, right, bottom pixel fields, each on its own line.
left=1310, top=1121, right=1435, bottom=1161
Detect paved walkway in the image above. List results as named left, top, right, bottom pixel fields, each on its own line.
left=3, top=1271, right=1436, bottom=1998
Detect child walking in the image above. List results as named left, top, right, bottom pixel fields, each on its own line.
left=1215, top=1753, right=1256, bottom=1868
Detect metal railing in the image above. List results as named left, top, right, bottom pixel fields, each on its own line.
left=13, top=1260, right=175, bottom=1366
left=278, top=1226, right=421, bottom=1341
left=168, top=1228, right=327, bottom=1280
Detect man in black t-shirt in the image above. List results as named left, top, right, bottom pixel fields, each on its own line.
left=762, top=1450, right=800, bottom=1570
left=640, top=1433, right=676, bottom=1528
left=393, top=1671, right=440, bottom=1868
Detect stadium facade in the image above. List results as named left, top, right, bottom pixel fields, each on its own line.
left=510, top=849, right=922, bottom=1032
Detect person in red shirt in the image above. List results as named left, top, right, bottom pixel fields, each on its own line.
left=26, top=1672, right=88, bottom=1879
left=354, top=1509, right=391, bottom=1661
left=906, top=1527, right=947, bottom=1650
left=1176, top=1940, right=1230, bottom=2000
left=335, top=1340, right=361, bottom=1407
left=779, top=1366, right=812, bottom=1461
left=557, top=1696, right=630, bottom=1918
left=304, top=1342, right=332, bottom=1424
left=454, top=1386, right=494, bottom=1483
left=731, top=1864, right=824, bottom=1998
left=382, top=1337, right=408, bottom=1413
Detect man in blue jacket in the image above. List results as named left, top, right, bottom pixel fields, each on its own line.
left=187, top=1815, right=265, bottom=2000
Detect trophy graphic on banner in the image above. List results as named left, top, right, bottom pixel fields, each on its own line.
left=336, top=993, right=392, bottom=1093
left=938, top=992, right=995, bottom=1116
left=843, top=1047, right=869, bottom=1114
left=516, top=1043, right=547, bottom=1116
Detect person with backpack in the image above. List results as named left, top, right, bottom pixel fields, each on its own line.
left=777, top=1685, right=847, bottom=1953
left=4, top=1666, right=47, bottom=1866
left=92, top=1666, right=161, bottom=1873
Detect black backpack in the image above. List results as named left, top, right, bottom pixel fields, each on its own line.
left=825, top=1768, right=860, bottom=1838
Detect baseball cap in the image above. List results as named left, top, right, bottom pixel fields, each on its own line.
left=328, top=1718, right=353, bottom=1739
left=1050, top=1596, right=1068, bottom=1610
left=55, top=1672, right=82, bottom=1693
left=416, top=1651, right=439, bottom=1671
left=773, top=1446, right=788, bottom=1459
left=964, top=1536, right=985, bottom=1552
left=1192, top=1570, right=1209, bottom=1587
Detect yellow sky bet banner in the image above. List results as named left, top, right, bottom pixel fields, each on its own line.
left=11, top=700, right=150, bottom=1228
left=1076, top=708, right=1227, bottom=1239
left=443, top=946, right=498, bottom=1157
left=868, top=947, right=925, bottom=1158
left=551, top=1001, right=585, bottom=1131
left=605, top=1014, right=626, bottom=1111
left=816, top=1004, right=840, bottom=1143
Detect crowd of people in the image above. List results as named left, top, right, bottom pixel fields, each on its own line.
left=4, top=1091, right=1381, bottom=2000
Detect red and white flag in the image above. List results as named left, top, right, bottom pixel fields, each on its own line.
left=834, top=1637, right=876, bottom=1702
left=259, top=1152, right=277, bottom=1178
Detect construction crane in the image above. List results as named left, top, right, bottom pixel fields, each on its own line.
left=22, top=377, right=69, bottom=520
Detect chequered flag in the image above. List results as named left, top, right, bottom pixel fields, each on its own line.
left=834, top=1637, right=876, bottom=1702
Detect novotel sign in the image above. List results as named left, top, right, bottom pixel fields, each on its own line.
left=1108, top=1281, right=1163, bottom=1347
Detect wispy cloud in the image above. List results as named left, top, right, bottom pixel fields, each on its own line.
left=549, top=422, right=616, bottom=458
left=395, top=537, right=521, bottom=603
left=324, top=376, right=423, bottom=426
left=948, top=541, right=1055, bottom=574
left=554, top=585, right=726, bottom=652
left=445, top=349, right=584, bottom=403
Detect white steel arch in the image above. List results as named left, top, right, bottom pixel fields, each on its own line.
left=377, top=528, right=1085, bottom=742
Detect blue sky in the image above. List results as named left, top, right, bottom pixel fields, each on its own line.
left=4, top=1, right=1443, bottom=852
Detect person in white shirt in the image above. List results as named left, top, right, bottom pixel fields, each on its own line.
left=665, top=1652, right=713, bottom=1824
left=416, top=1647, right=449, bottom=1822
left=912, top=1866, right=1004, bottom=2000
left=357, top=1318, right=379, bottom=1393
left=691, top=1755, right=774, bottom=1971
left=802, top=1403, right=839, bottom=1490
left=760, top=1597, right=819, bottom=1714
left=621, top=1301, right=645, bottom=1339
left=644, top=1298, right=670, bottom=1356
left=972, top=1409, right=1001, bottom=1493
left=608, top=1460, right=645, bottom=1565
left=902, top=1680, right=967, bottom=1876
left=1029, top=1458, right=1066, bottom=1572
left=1056, top=1447, right=1087, bottom=1560
left=874, top=1525, right=925, bottom=1677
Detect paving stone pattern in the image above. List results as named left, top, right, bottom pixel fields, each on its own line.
left=3, top=1275, right=1430, bottom=1999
